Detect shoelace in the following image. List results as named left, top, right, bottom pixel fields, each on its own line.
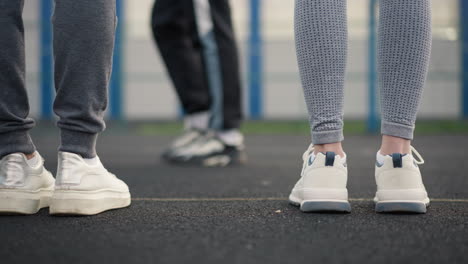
left=302, top=144, right=315, bottom=162
left=411, top=146, right=425, bottom=165
left=300, top=144, right=315, bottom=175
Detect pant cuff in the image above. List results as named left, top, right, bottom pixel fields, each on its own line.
left=59, top=129, right=98, bottom=158
left=311, top=129, right=344, bottom=145
left=0, top=130, right=36, bottom=158
left=381, top=121, right=414, bottom=140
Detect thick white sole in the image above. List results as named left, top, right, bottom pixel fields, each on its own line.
left=289, top=188, right=351, bottom=213
left=0, top=187, right=54, bottom=214
left=375, top=200, right=429, bottom=213
left=300, top=200, right=351, bottom=212
left=375, top=189, right=430, bottom=213
left=50, top=189, right=131, bottom=215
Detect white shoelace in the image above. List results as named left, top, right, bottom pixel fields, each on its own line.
left=411, top=146, right=425, bottom=165
left=302, top=144, right=315, bottom=162
left=300, top=144, right=315, bottom=175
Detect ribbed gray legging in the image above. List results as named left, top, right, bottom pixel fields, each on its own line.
left=295, top=0, right=431, bottom=144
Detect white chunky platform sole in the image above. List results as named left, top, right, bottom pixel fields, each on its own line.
left=289, top=188, right=351, bottom=213
left=374, top=189, right=430, bottom=213
left=0, top=187, right=54, bottom=214
left=50, top=189, right=131, bottom=215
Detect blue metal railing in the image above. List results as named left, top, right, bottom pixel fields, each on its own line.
left=460, top=0, right=468, bottom=119
left=40, top=0, right=54, bottom=119
left=367, top=0, right=380, bottom=132
left=110, top=0, right=124, bottom=119
left=248, top=0, right=263, bottom=119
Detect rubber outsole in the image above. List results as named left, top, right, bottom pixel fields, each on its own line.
left=50, top=190, right=131, bottom=215
left=375, top=201, right=427, bottom=213
left=50, top=197, right=131, bottom=216
left=300, top=200, right=351, bottom=213
left=0, top=191, right=52, bottom=215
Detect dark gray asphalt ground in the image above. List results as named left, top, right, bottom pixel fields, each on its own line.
left=1, top=124, right=467, bottom=264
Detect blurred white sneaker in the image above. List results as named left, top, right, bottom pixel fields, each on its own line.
left=50, top=152, right=131, bottom=215
left=374, top=146, right=429, bottom=213
left=289, top=145, right=351, bottom=212
left=161, top=129, right=204, bottom=160
left=167, top=132, right=247, bottom=167
left=0, top=152, right=54, bottom=214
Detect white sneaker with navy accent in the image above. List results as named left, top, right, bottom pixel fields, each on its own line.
left=0, top=152, right=55, bottom=214
left=289, top=145, right=351, bottom=212
left=374, top=146, right=429, bottom=213
left=50, top=152, right=131, bottom=215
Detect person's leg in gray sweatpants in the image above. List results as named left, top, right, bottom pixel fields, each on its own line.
left=0, top=0, right=115, bottom=158
left=0, top=0, right=36, bottom=157
left=0, top=0, right=130, bottom=216
left=53, top=0, right=116, bottom=158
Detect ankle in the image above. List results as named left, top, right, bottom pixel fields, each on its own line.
left=24, top=151, right=41, bottom=167
left=380, top=135, right=411, bottom=155
left=314, top=142, right=345, bottom=157
left=25, top=152, right=36, bottom=160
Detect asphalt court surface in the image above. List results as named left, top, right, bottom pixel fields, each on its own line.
left=1, top=125, right=467, bottom=264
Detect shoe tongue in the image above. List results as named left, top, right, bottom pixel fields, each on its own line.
left=25, top=153, right=41, bottom=168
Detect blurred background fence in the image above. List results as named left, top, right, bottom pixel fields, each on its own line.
left=22, top=0, right=465, bottom=127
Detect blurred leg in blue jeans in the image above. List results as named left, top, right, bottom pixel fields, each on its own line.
left=151, top=0, right=245, bottom=167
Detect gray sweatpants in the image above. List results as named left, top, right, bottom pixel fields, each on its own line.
left=0, top=0, right=116, bottom=158
left=295, top=0, right=432, bottom=144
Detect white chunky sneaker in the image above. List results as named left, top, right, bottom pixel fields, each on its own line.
left=374, top=146, right=429, bottom=213
left=289, top=145, right=351, bottom=212
left=50, top=152, right=131, bottom=215
left=0, top=152, right=54, bottom=214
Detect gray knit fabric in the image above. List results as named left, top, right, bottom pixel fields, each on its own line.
left=295, top=0, right=431, bottom=144
left=379, top=0, right=432, bottom=139
left=295, top=0, right=347, bottom=144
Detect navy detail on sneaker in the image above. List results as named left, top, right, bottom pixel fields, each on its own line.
left=325, top=152, right=335, bottom=166
left=375, top=161, right=384, bottom=168
left=392, top=153, right=403, bottom=168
